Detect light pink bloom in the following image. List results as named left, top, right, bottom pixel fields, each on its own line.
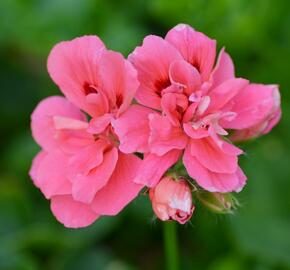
left=114, top=24, right=281, bottom=192
left=149, top=176, right=194, bottom=224
left=30, top=35, right=143, bottom=228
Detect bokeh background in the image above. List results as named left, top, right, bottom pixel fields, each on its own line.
left=0, top=0, right=289, bottom=269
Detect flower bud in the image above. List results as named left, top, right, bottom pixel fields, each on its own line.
left=196, top=191, right=239, bottom=214
left=149, top=176, right=194, bottom=224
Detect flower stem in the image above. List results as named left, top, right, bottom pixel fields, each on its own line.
left=163, top=221, right=179, bottom=270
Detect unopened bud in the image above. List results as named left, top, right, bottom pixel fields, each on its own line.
left=149, top=176, right=194, bottom=224
left=197, top=191, right=239, bottom=214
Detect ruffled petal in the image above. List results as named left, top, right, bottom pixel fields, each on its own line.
left=31, top=96, right=89, bottom=152
left=92, top=153, right=143, bottom=215
left=207, top=78, right=249, bottom=112
left=183, top=122, right=209, bottom=139
left=87, top=113, right=113, bottom=134
left=67, top=140, right=107, bottom=178
left=189, top=138, right=241, bottom=174
left=47, top=36, right=107, bottom=116
left=211, top=48, right=235, bottom=88
left=34, top=150, right=72, bottom=199
left=161, top=93, right=188, bottom=126
left=183, top=144, right=246, bottom=192
left=71, top=146, right=118, bottom=204
left=134, top=150, right=182, bottom=187
left=129, top=35, right=183, bottom=110
left=98, top=50, right=139, bottom=115
left=50, top=195, right=99, bottom=228
left=149, top=114, right=188, bottom=156
left=29, top=151, right=47, bottom=185
left=221, top=84, right=279, bottom=130
left=230, top=108, right=282, bottom=142
left=165, top=24, right=216, bottom=81
left=53, top=115, right=89, bottom=130
left=169, top=60, right=201, bottom=95
left=112, top=105, right=152, bottom=153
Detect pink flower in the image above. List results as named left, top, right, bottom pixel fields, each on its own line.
left=114, top=24, right=281, bottom=192
left=149, top=176, right=194, bottom=224
left=30, top=36, right=143, bottom=228
left=30, top=26, right=281, bottom=227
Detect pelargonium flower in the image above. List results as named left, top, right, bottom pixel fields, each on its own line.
left=114, top=24, right=281, bottom=193
left=30, top=25, right=281, bottom=228
left=30, top=36, right=143, bottom=228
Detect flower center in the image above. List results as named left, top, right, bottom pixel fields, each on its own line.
left=154, top=77, right=171, bottom=97
left=116, top=94, right=123, bottom=108
left=83, top=82, right=98, bottom=96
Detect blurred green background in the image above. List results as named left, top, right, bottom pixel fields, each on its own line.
left=0, top=0, right=289, bottom=269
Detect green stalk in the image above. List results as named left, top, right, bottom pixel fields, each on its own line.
left=163, top=222, right=179, bottom=270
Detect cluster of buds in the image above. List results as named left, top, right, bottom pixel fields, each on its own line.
left=149, top=175, right=239, bottom=224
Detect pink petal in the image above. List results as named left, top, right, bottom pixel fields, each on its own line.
left=112, top=105, right=152, bottom=153
left=189, top=138, right=240, bottom=174
left=92, top=153, right=143, bottom=215
left=211, top=48, right=235, bottom=88
left=129, top=35, right=183, bottom=110
left=53, top=116, right=89, bottom=130
left=230, top=108, right=282, bottom=142
left=182, top=103, right=199, bottom=123
left=183, top=122, right=209, bottom=139
left=222, top=141, right=243, bottom=156
left=149, top=114, right=188, bottom=156
left=235, top=167, right=247, bottom=192
left=57, top=130, right=94, bottom=155
left=98, top=50, right=139, bottom=116
left=134, top=149, right=182, bottom=187
left=165, top=24, right=216, bottom=81
left=207, top=78, right=249, bottom=112
left=161, top=93, right=188, bottom=126
left=87, top=113, right=112, bottom=134
left=221, top=84, right=278, bottom=130
left=50, top=195, right=99, bottom=228
left=169, top=60, right=201, bottom=95
left=183, top=145, right=246, bottom=192
left=262, top=108, right=281, bottom=135
left=35, top=150, right=72, bottom=199
left=31, top=96, right=88, bottom=152
left=85, top=91, right=109, bottom=116
left=47, top=36, right=108, bottom=117
left=29, top=151, right=47, bottom=186
left=67, top=139, right=108, bottom=178
left=71, top=146, right=118, bottom=204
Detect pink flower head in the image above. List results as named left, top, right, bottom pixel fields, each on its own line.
left=30, top=36, right=143, bottom=228
left=149, top=176, right=194, bottom=224
left=30, top=25, right=281, bottom=227
left=114, top=24, right=281, bottom=192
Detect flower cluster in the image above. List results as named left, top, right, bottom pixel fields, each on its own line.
left=30, top=24, right=281, bottom=227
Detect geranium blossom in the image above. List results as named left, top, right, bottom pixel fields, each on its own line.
left=30, top=36, right=143, bottom=228
left=114, top=24, right=280, bottom=193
